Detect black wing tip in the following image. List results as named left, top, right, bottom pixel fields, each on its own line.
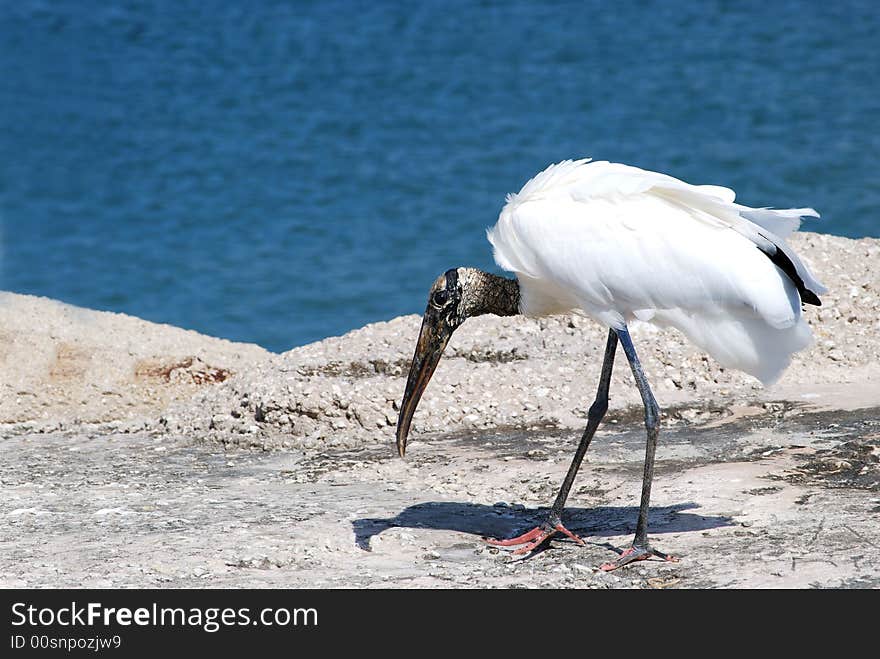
left=756, top=242, right=822, bottom=308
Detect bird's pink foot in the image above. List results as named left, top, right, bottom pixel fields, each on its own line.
left=599, top=545, right=679, bottom=572
left=484, top=523, right=585, bottom=556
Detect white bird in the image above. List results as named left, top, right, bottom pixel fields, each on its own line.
left=395, top=158, right=825, bottom=570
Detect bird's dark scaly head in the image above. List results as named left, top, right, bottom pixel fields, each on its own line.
left=395, top=268, right=465, bottom=458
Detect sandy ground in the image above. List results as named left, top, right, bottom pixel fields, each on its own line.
left=0, top=291, right=268, bottom=431
left=2, top=404, right=877, bottom=588
left=1, top=231, right=878, bottom=588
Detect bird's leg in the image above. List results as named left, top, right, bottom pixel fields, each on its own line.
left=599, top=326, right=678, bottom=571
left=485, top=329, right=618, bottom=555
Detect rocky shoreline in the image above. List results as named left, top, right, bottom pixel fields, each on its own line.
left=2, top=232, right=878, bottom=451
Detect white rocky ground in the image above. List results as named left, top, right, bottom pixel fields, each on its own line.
left=1, top=232, right=878, bottom=588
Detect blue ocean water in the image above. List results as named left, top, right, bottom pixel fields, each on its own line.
left=1, top=1, right=878, bottom=352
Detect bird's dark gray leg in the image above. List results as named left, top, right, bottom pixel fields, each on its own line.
left=599, top=325, right=678, bottom=571
left=547, top=329, right=618, bottom=526
left=485, top=329, right=618, bottom=554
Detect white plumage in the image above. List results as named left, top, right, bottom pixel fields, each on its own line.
left=487, top=159, right=826, bottom=384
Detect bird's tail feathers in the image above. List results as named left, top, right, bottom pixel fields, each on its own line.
left=740, top=207, right=818, bottom=240
left=652, top=309, right=813, bottom=385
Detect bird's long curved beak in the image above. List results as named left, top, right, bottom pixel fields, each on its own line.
left=396, top=314, right=453, bottom=458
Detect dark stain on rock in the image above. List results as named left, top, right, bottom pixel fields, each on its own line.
left=450, top=347, right=528, bottom=364
left=786, top=435, right=879, bottom=492
left=135, top=357, right=231, bottom=385
left=297, top=358, right=411, bottom=378
left=296, top=348, right=526, bottom=379
left=744, top=486, right=782, bottom=496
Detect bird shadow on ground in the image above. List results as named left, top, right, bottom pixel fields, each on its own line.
left=352, top=501, right=732, bottom=551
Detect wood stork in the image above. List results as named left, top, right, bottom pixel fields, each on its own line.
left=395, top=158, right=825, bottom=571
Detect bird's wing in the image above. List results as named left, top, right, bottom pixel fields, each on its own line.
left=491, top=159, right=826, bottom=299
left=505, top=159, right=737, bottom=208
left=489, top=159, right=826, bottom=385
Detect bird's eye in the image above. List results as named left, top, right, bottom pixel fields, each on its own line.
left=432, top=289, right=449, bottom=307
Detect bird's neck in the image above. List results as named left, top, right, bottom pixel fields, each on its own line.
left=458, top=268, right=520, bottom=318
